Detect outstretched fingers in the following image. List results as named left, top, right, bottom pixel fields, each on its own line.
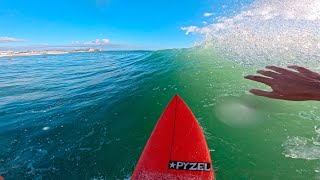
left=288, top=65, right=314, bottom=74
left=257, top=70, right=279, bottom=78
left=249, top=89, right=281, bottom=99
left=266, top=66, right=297, bottom=76
left=244, top=75, right=273, bottom=86
left=250, top=89, right=278, bottom=98
left=288, top=65, right=320, bottom=80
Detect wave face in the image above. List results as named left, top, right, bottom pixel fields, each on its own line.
left=1, top=48, right=320, bottom=179
left=182, top=0, right=320, bottom=67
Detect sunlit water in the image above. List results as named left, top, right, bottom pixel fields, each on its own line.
left=1, top=48, right=320, bottom=179
left=1, top=0, right=320, bottom=179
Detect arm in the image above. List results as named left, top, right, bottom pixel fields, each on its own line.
left=244, top=65, right=320, bottom=101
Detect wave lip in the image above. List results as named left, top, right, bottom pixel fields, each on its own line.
left=183, top=0, right=320, bottom=66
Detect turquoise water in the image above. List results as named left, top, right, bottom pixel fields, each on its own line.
left=1, top=48, right=320, bottom=179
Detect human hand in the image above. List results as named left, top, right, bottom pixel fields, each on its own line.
left=244, top=65, right=320, bottom=101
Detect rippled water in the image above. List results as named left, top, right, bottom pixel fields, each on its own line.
left=1, top=49, right=320, bottom=179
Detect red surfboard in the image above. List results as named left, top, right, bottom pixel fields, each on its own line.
left=132, top=95, right=214, bottom=179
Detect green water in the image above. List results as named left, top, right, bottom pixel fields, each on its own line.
left=0, top=48, right=319, bottom=179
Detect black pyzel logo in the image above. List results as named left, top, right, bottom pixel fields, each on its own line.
left=168, top=161, right=211, bottom=171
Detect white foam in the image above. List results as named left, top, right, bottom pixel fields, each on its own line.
left=283, top=136, right=320, bottom=160
left=183, top=0, right=320, bottom=67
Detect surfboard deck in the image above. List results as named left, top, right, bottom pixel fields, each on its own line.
left=132, top=95, right=214, bottom=179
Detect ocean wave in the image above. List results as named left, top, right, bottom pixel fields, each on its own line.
left=183, top=0, right=320, bottom=67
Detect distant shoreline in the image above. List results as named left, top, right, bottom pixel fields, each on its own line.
left=0, top=48, right=101, bottom=58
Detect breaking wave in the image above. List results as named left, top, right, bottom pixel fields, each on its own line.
left=183, top=0, right=320, bottom=67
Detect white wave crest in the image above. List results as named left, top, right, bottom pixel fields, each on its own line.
left=183, top=0, right=320, bottom=67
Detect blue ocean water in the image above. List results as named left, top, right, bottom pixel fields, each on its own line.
left=1, top=49, right=320, bottom=179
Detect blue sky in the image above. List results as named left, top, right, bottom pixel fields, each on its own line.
left=0, top=0, right=252, bottom=50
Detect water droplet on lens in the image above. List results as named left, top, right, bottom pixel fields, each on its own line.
left=42, top=126, right=50, bottom=131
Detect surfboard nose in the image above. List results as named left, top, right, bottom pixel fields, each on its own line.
left=173, top=94, right=182, bottom=101
left=132, top=94, right=214, bottom=179
left=173, top=94, right=184, bottom=106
